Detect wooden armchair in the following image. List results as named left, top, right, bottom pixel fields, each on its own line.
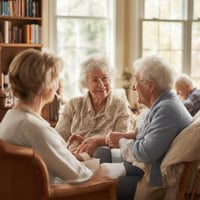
left=176, top=162, right=200, bottom=200
left=0, top=139, right=118, bottom=200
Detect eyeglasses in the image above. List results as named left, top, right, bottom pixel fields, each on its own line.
left=133, top=79, right=146, bottom=85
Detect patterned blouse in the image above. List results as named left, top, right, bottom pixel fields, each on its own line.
left=55, top=92, right=130, bottom=141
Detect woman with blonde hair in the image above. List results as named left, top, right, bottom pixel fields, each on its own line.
left=0, top=48, right=93, bottom=184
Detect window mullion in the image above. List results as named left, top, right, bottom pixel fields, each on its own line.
left=49, top=0, right=114, bottom=98
left=141, top=0, right=196, bottom=76
left=182, top=20, right=191, bottom=74
left=182, top=0, right=193, bottom=74
left=49, top=0, right=57, bottom=51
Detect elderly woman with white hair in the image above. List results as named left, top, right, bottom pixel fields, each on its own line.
left=175, top=73, right=200, bottom=116
left=105, top=55, right=193, bottom=200
left=55, top=53, right=131, bottom=162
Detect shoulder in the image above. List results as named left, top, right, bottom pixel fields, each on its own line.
left=22, top=114, right=65, bottom=146
left=152, top=92, right=191, bottom=119
left=191, top=88, right=200, bottom=96
left=62, top=95, right=90, bottom=115
left=111, top=94, right=126, bottom=103
left=110, top=92, right=129, bottom=106
left=156, top=91, right=182, bottom=108
left=21, top=113, right=50, bottom=131
left=7, top=111, right=54, bottom=142
left=65, top=96, right=85, bottom=108
left=69, top=95, right=84, bottom=103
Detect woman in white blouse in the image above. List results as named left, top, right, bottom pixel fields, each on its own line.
left=0, top=48, right=93, bottom=184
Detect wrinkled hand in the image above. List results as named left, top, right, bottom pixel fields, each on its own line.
left=67, top=134, right=84, bottom=148
left=73, top=137, right=98, bottom=157
left=105, top=132, right=126, bottom=148
left=72, top=151, right=84, bottom=161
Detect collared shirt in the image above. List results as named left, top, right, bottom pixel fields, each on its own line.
left=55, top=92, right=130, bottom=141
left=183, top=88, right=200, bottom=116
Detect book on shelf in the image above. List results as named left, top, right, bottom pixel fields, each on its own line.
left=3, top=20, right=12, bottom=43
left=23, top=24, right=42, bottom=44
left=12, top=26, right=23, bottom=43
left=1, top=21, right=41, bottom=44
left=0, top=31, right=3, bottom=43
left=0, top=0, right=40, bottom=17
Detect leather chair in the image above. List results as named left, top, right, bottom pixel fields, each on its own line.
left=0, top=139, right=118, bottom=200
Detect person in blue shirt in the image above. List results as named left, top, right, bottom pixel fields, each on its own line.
left=175, top=73, right=200, bottom=116
left=105, top=55, right=193, bottom=200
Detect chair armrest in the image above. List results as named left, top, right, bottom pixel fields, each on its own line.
left=49, top=177, right=118, bottom=200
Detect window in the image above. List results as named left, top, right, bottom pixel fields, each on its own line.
left=49, top=0, right=114, bottom=98
left=141, top=0, right=200, bottom=78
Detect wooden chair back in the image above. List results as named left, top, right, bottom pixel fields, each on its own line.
left=0, top=139, right=118, bottom=200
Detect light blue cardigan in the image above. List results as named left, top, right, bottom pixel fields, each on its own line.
left=131, top=91, right=193, bottom=186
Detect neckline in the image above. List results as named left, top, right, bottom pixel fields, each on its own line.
left=14, top=103, right=41, bottom=118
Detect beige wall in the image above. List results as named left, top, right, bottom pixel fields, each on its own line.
left=42, top=0, right=49, bottom=48
left=115, top=0, right=140, bottom=105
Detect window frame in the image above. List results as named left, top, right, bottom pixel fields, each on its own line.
left=139, top=0, right=200, bottom=77
left=48, top=0, right=116, bottom=98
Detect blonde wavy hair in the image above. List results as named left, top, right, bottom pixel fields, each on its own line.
left=8, top=48, right=63, bottom=103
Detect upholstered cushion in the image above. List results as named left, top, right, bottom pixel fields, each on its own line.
left=134, top=117, right=200, bottom=200
left=161, top=118, right=200, bottom=186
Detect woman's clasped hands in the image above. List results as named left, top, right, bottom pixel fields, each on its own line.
left=67, top=134, right=98, bottom=160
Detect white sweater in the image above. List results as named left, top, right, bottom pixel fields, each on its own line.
left=0, top=109, right=93, bottom=184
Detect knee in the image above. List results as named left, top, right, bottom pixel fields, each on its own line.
left=93, top=146, right=112, bottom=163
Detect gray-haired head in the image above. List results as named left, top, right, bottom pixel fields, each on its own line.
left=133, top=55, right=174, bottom=92
left=175, top=73, right=194, bottom=89
left=79, top=53, right=114, bottom=89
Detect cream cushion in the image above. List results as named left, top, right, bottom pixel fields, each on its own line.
left=134, top=117, right=200, bottom=200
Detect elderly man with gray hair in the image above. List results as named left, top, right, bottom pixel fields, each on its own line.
left=175, top=73, right=200, bottom=116
left=105, top=55, right=193, bottom=200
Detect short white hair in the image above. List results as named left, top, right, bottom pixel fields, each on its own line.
left=79, top=53, right=114, bottom=89
left=133, top=55, right=174, bottom=92
left=175, top=73, right=194, bottom=89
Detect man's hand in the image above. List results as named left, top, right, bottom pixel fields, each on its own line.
left=105, top=132, right=126, bottom=148
left=105, top=131, right=136, bottom=148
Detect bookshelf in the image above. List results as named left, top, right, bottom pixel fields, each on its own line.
left=0, top=0, right=58, bottom=126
